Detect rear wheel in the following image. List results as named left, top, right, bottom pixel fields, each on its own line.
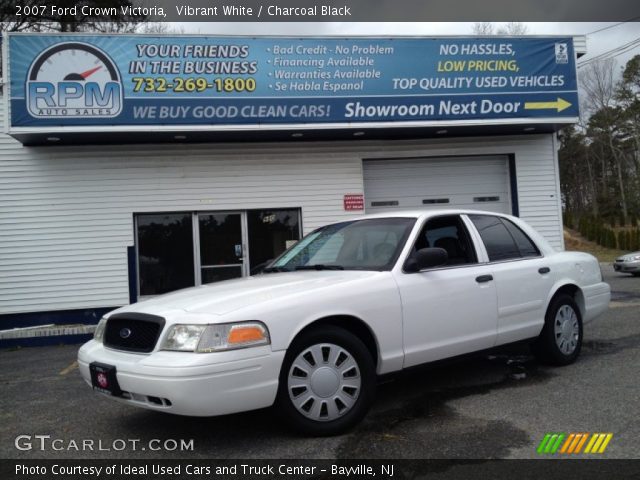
left=532, top=294, right=583, bottom=365
left=275, top=326, right=376, bottom=436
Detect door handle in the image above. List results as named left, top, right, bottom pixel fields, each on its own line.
left=475, top=275, right=493, bottom=283
left=538, top=267, right=551, bottom=274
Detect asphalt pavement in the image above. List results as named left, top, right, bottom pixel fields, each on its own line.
left=1, top=267, right=638, bottom=459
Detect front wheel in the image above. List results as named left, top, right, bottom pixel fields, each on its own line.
left=532, top=294, right=583, bottom=366
left=275, top=326, right=376, bottom=436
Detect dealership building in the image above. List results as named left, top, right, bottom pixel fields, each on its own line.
left=0, top=33, right=585, bottom=330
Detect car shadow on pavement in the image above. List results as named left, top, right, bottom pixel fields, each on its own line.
left=105, top=343, right=553, bottom=458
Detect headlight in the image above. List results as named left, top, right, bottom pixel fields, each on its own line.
left=93, top=317, right=108, bottom=343
left=631, top=255, right=640, bottom=261
left=197, top=322, right=270, bottom=352
left=160, top=322, right=270, bottom=353
left=162, top=324, right=207, bottom=351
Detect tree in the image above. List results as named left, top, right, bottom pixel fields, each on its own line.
left=560, top=54, right=640, bottom=237
left=471, top=22, right=529, bottom=35
left=580, top=59, right=630, bottom=223
left=616, top=55, right=640, bottom=217
left=472, top=22, right=495, bottom=35
left=496, top=22, right=529, bottom=35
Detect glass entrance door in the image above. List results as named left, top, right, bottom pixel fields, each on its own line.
left=197, top=213, right=245, bottom=284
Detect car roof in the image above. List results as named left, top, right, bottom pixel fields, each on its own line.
left=349, top=209, right=514, bottom=221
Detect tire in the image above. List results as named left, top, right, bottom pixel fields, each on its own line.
left=532, top=294, right=583, bottom=366
left=275, top=325, right=376, bottom=436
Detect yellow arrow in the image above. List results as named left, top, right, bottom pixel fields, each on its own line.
left=524, top=97, right=572, bottom=112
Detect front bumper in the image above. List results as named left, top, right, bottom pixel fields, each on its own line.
left=613, top=260, right=640, bottom=273
left=78, top=340, right=285, bottom=416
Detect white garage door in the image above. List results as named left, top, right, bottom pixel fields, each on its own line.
left=363, top=155, right=512, bottom=214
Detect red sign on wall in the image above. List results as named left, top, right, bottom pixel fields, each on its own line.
left=344, top=194, right=365, bottom=211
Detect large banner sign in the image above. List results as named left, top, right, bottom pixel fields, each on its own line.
left=7, top=34, right=579, bottom=129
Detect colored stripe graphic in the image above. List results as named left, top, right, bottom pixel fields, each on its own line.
left=584, top=433, right=614, bottom=454
left=537, top=433, right=565, bottom=454
left=540, top=433, right=613, bottom=454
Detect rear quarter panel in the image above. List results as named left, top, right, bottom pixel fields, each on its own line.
left=546, top=251, right=610, bottom=323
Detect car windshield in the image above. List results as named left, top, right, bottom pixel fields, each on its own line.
left=267, top=217, right=416, bottom=272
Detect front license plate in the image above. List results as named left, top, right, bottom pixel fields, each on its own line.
left=90, top=362, right=122, bottom=396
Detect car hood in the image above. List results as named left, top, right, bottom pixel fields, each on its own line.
left=617, top=252, right=640, bottom=261
left=113, top=270, right=382, bottom=318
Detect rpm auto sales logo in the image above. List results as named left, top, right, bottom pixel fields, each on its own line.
left=26, top=42, right=123, bottom=118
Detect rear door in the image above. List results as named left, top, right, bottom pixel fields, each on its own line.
left=467, top=214, right=553, bottom=344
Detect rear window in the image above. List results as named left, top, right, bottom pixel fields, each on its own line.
left=501, top=218, right=540, bottom=258
left=469, top=215, right=521, bottom=261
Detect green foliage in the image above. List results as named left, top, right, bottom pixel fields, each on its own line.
left=568, top=212, right=640, bottom=251
left=560, top=56, right=640, bottom=224
left=618, top=231, right=626, bottom=250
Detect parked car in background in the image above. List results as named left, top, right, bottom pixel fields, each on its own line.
left=613, top=251, right=640, bottom=276
left=78, top=210, right=610, bottom=435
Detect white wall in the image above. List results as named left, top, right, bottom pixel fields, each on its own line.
left=0, top=98, right=563, bottom=315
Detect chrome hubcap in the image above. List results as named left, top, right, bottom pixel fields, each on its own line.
left=554, top=305, right=579, bottom=355
left=288, top=343, right=361, bottom=422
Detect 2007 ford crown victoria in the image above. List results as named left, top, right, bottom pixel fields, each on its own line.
left=79, top=210, right=610, bottom=435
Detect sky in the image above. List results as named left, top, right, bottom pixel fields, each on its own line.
left=171, top=21, right=640, bottom=72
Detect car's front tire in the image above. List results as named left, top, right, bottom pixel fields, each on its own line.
left=532, top=293, right=583, bottom=365
left=275, top=325, right=376, bottom=436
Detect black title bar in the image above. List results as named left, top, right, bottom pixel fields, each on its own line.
left=2, top=459, right=640, bottom=480
left=3, top=0, right=640, bottom=23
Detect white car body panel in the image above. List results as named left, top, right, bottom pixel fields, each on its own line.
left=78, top=209, right=610, bottom=417
left=491, top=257, right=553, bottom=345
left=394, top=263, right=498, bottom=366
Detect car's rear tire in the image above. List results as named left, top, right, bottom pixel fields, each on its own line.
left=275, top=325, right=376, bottom=436
left=532, top=294, right=583, bottom=366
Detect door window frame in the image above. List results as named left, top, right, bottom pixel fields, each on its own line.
left=464, top=213, right=545, bottom=265
left=401, top=214, right=481, bottom=273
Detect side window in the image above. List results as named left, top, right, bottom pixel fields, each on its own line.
left=470, top=215, right=540, bottom=261
left=469, top=215, right=521, bottom=261
left=415, top=215, right=477, bottom=266
left=501, top=218, right=540, bottom=257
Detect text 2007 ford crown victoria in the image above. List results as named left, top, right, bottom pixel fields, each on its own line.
left=79, top=210, right=610, bottom=435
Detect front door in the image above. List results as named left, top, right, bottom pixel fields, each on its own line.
left=197, top=213, right=246, bottom=284
left=395, top=215, right=498, bottom=367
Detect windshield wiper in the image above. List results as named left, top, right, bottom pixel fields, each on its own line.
left=294, top=264, right=345, bottom=271
left=262, top=266, right=291, bottom=273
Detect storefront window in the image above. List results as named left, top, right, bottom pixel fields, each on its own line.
left=136, top=214, right=195, bottom=296
left=135, top=209, right=301, bottom=297
left=248, top=209, right=301, bottom=274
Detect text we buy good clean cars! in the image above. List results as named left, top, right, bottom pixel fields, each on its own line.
left=78, top=210, right=610, bottom=435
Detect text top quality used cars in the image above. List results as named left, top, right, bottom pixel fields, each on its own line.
left=78, top=210, right=610, bottom=435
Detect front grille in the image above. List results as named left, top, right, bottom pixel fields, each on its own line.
left=615, top=259, right=624, bottom=263
left=104, top=313, right=165, bottom=353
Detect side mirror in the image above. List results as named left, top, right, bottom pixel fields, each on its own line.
left=404, top=247, right=448, bottom=273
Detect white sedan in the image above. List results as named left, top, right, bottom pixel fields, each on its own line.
left=78, top=210, right=610, bottom=435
